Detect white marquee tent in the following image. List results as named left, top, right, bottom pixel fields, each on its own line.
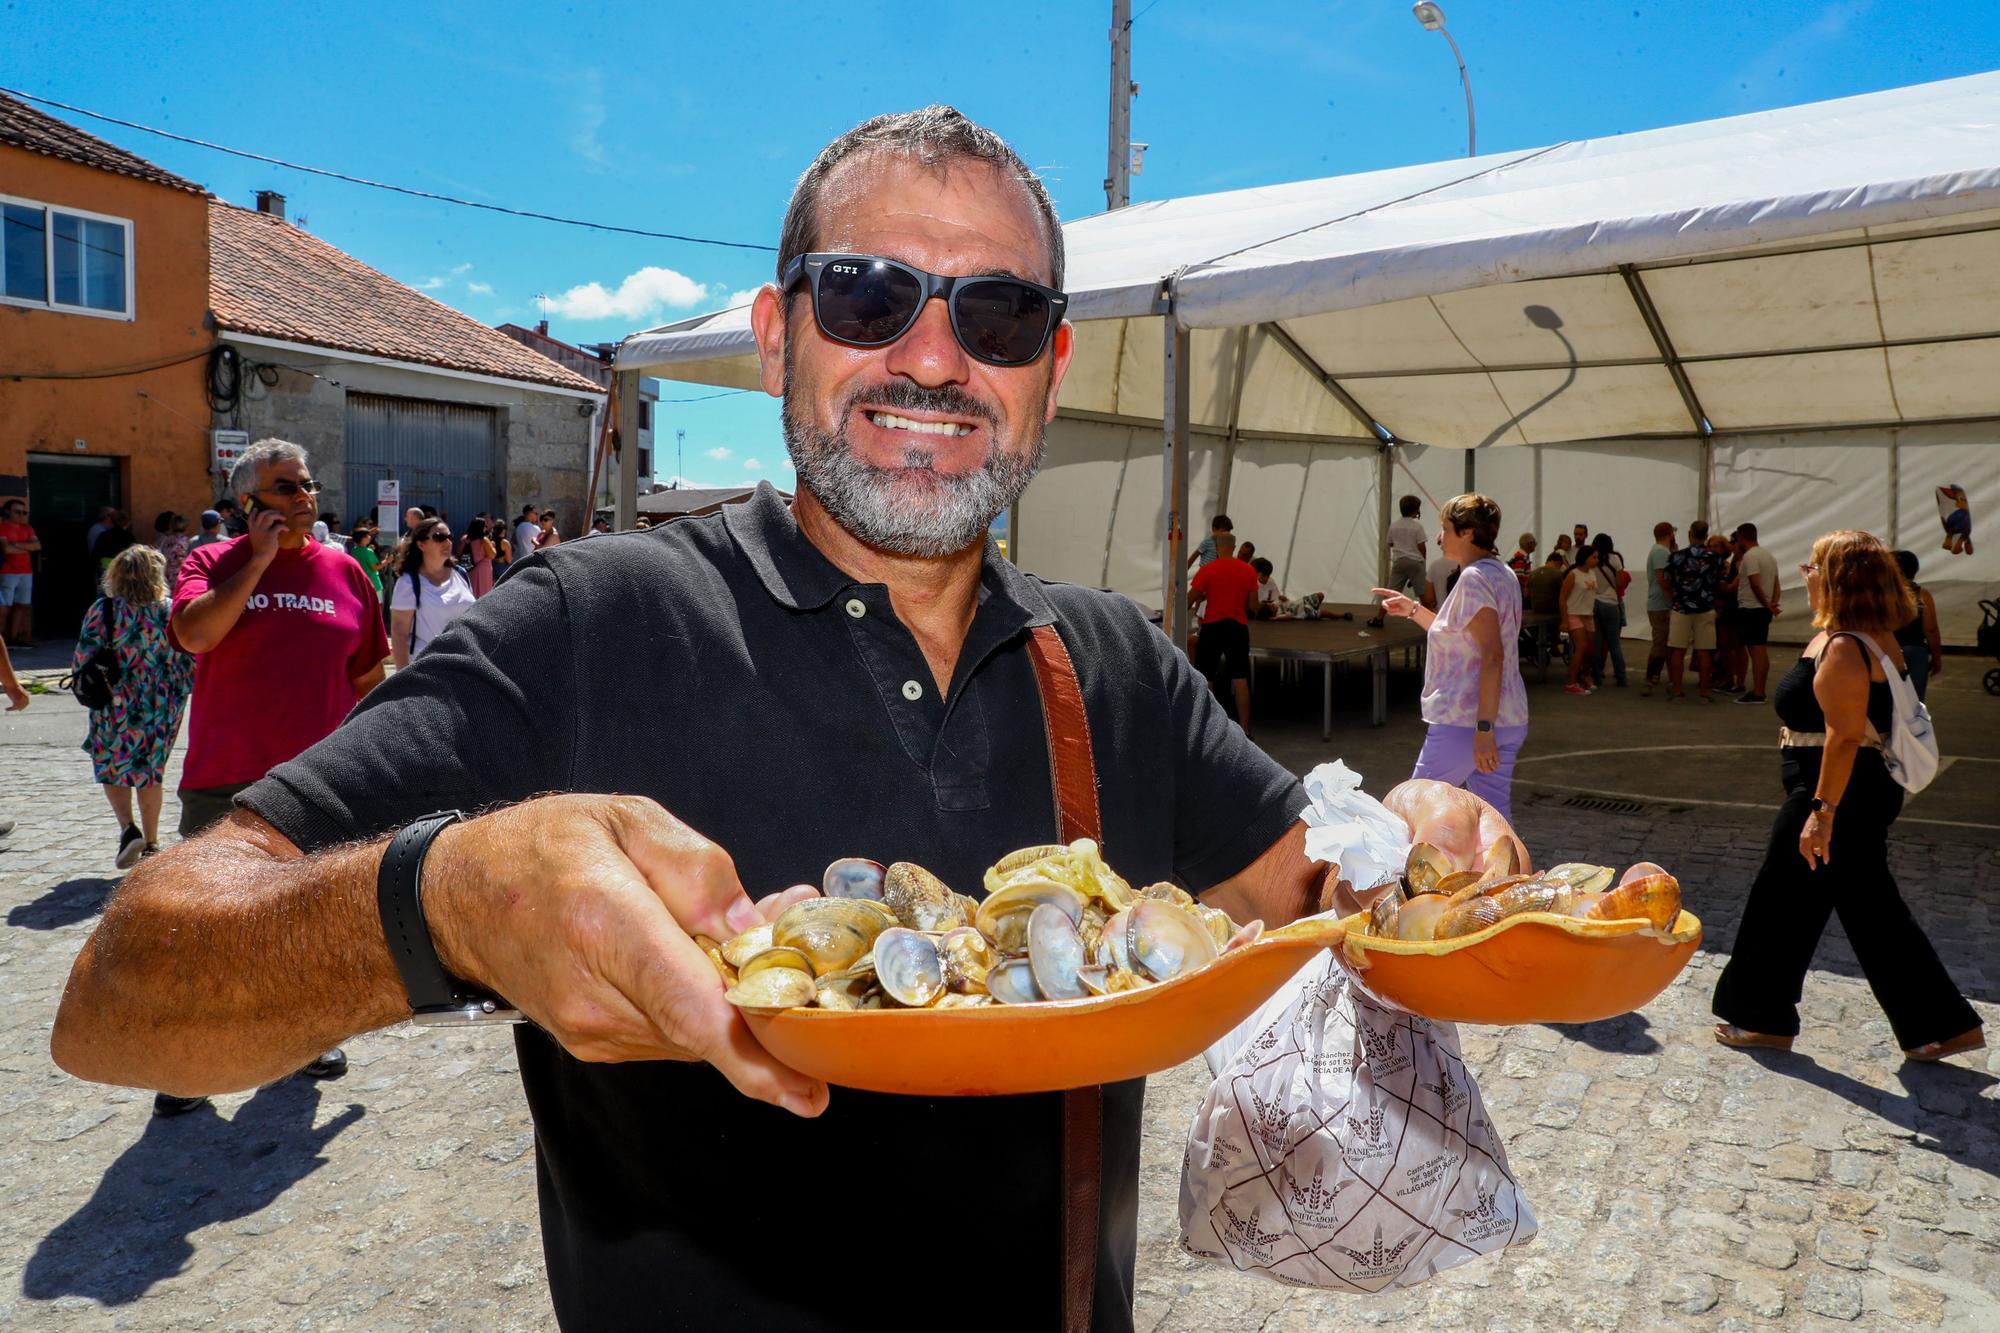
left=619, top=73, right=2000, bottom=644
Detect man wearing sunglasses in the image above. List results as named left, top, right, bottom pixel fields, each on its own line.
left=55, top=109, right=1512, bottom=1329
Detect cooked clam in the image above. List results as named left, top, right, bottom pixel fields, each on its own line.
left=975, top=878, right=1086, bottom=954
left=772, top=897, right=890, bottom=976
left=883, top=862, right=969, bottom=932
left=1405, top=841, right=1453, bottom=894
left=720, top=923, right=775, bottom=971
left=938, top=926, right=996, bottom=993
left=1026, top=903, right=1091, bottom=1001
left=986, top=957, right=1043, bottom=1005
left=1126, top=900, right=1219, bottom=983
left=1541, top=862, right=1616, bottom=896
left=726, top=966, right=815, bottom=1010
left=823, top=857, right=887, bottom=900
left=873, top=927, right=946, bottom=1007
left=738, top=945, right=815, bottom=979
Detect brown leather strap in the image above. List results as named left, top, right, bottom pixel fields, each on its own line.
left=1026, top=623, right=1104, bottom=1333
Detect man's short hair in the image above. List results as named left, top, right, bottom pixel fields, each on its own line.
left=1544, top=552, right=1565, bottom=565
left=1215, top=532, right=1237, bottom=553
left=1211, top=514, right=1233, bottom=532
left=1688, top=520, right=1710, bottom=543
left=227, top=438, right=308, bottom=498
left=777, top=106, right=1064, bottom=289
left=1250, top=557, right=1274, bottom=577
left=1733, top=522, right=1758, bottom=542
left=520, top=503, right=537, bottom=518
left=1399, top=495, right=1422, bottom=518
left=1653, top=521, right=1674, bottom=540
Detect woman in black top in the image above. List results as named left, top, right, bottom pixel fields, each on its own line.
left=1712, top=530, right=1982, bottom=1063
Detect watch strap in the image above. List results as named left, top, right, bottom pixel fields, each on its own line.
left=377, top=811, right=503, bottom=1015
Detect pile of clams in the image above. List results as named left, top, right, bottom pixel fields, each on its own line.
left=1362, top=841, right=1684, bottom=943
left=711, top=840, right=1257, bottom=1011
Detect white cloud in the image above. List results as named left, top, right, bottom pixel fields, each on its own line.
left=544, top=266, right=709, bottom=322
left=721, top=287, right=766, bottom=311
left=704, top=446, right=733, bottom=461
left=451, top=262, right=474, bottom=276
left=466, top=281, right=494, bottom=296
left=413, top=275, right=448, bottom=290
left=744, top=458, right=765, bottom=472
left=572, top=69, right=609, bottom=168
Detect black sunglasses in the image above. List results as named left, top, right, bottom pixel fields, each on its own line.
left=781, top=253, right=1067, bottom=367
left=257, top=479, right=322, bottom=498
left=423, top=530, right=455, bottom=543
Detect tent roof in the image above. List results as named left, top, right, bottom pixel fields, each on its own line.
left=618, top=72, right=2000, bottom=447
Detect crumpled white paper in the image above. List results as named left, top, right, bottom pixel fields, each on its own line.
left=1298, top=760, right=1412, bottom=895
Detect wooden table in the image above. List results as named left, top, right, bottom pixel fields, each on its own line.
left=1246, top=608, right=1427, bottom=737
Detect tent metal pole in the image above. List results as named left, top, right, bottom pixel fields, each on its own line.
left=1215, top=327, right=1253, bottom=517
left=1163, top=321, right=1192, bottom=643
left=1699, top=437, right=1714, bottom=526
left=1260, top=322, right=1390, bottom=440
left=615, top=369, right=641, bottom=531
left=1887, top=430, right=1901, bottom=547
left=1378, top=444, right=1393, bottom=589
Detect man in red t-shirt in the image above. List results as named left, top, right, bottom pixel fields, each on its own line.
left=0, top=497, right=41, bottom=647
left=162, top=439, right=387, bottom=1115
left=1188, top=532, right=1261, bottom=733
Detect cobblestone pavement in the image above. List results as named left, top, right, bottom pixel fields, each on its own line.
left=2, top=677, right=1995, bottom=1330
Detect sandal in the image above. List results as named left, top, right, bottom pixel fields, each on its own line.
left=1903, top=1027, right=1985, bottom=1063
left=1714, top=1023, right=1793, bottom=1051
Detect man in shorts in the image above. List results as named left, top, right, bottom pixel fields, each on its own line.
left=1731, top=522, right=1781, bottom=703
left=0, top=498, right=39, bottom=647
left=1641, top=520, right=1676, bottom=694
left=1189, top=531, right=1260, bottom=733
left=1664, top=519, right=1724, bottom=702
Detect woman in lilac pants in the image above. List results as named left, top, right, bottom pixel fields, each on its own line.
left=1375, top=493, right=1530, bottom=825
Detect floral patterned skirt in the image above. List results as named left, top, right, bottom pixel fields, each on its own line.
left=83, top=669, right=192, bottom=786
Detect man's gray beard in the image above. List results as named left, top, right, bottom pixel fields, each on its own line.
left=782, top=361, right=1047, bottom=559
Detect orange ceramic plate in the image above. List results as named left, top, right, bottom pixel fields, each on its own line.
left=1335, top=908, right=1703, bottom=1024
left=741, top=915, right=1348, bottom=1096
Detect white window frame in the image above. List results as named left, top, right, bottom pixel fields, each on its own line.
left=0, top=191, right=137, bottom=321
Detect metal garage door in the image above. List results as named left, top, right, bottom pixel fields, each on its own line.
left=344, top=393, right=498, bottom=530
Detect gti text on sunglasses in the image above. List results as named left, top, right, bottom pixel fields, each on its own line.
left=782, top=253, right=1067, bottom=368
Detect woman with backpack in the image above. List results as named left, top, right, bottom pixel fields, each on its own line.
left=1712, top=529, right=1982, bottom=1064
left=389, top=514, right=477, bottom=669
left=71, top=544, right=194, bottom=868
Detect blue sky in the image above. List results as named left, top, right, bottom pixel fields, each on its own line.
left=9, top=1, right=1996, bottom=486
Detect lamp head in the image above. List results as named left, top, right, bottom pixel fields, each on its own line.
left=1413, top=2, right=1447, bottom=31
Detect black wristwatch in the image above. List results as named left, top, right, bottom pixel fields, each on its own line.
left=1809, top=796, right=1837, bottom=815
left=1476, top=720, right=1494, bottom=733
left=377, top=811, right=522, bottom=1026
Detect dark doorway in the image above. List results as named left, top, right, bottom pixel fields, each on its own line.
left=26, top=452, right=121, bottom=641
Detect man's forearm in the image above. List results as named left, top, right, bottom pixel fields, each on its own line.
left=171, top=557, right=271, bottom=653
left=1202, top=821, right=1321, bottom=927
left=52, top=814, right=409, bottom=1095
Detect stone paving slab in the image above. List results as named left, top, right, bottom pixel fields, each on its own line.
left=2, top=689, right=1995, bottom=1330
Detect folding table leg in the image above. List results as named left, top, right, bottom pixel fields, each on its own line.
left=1321, top=658, right=1333, bottom=742
left=1372, top=649, right=1387, bottom=726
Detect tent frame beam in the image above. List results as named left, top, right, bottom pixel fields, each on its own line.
left=1620, top=264, right=1711, bottom=438
left=1261, top=322, right=1395, bottom=443
left=1162, top=322, right=1192, bottom=643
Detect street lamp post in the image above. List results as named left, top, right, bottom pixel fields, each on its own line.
left=1412, top=2, right=1476, bottom=158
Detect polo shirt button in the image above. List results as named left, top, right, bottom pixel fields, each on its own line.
left=901, top=680, right=923, bottom=701
left=844, top=598, right=866, bottom=619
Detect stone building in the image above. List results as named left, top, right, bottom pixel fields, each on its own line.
left=496, top=320, right=659, bottom=499
left=208, top=197, right=604, bottom=536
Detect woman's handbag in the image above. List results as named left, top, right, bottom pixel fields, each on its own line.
left=62, top=597, right=123, bottom=709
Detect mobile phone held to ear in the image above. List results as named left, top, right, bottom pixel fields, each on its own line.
left=245, top=496, right=266, bottom=516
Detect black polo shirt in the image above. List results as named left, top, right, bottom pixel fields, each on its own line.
left=242, top=483, right=1304, bottom=1331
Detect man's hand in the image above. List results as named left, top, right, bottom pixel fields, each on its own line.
left=1383, top=779, right=1529, bottom=876
left=245, top=505, right=286, bottom=562
left=423, top=794, right=830, bottom=1118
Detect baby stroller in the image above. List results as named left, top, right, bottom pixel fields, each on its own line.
left=1981, top=600, right=2000, bottom=696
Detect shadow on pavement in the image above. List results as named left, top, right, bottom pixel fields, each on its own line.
left=7, top=876, right=116, bottom=931
left=1736, top=1046, right=1999, bottom=1175
left=1542, top=1011, right=1661, bottom=1054
left=21, top=1079, right=364, bottom=1307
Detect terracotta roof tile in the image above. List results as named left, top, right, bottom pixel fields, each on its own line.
left=0, top=91, right=206, bottom=194
left=209, top=201, right=603, bottom=394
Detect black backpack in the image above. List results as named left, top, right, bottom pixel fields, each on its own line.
left=63, top=598, right=123, bottom=709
